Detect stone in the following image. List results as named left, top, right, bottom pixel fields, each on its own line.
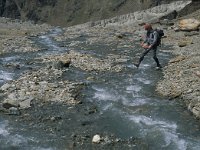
left=1, top=83, right=10, bottom=91
left=19, top=98, right=33, bottom=109
left=86, top=76, right=94, bottom=81
left=53, top=59, right=71, bottom=69
left=180, top=39, right=193, bottom=46
left=50, top=116, right=62, bottom=122
left=3, top=99, right=19, bottom=109
left=169, top=55, right=186, bottom=63
left=9, top=107, right=21, bottom=115
left=92, top=134, right=101, bottom=144
left=195, top=71, right=200, bottom=78
left=184, top=31, right=199, bottom=36
left=116, top=33, right=126, bottom=39
left=178, top=41, right=187, bottom=47
left=60, top=59, right=71, bottom=68
left=179, top=19, right=200, bottom=31
left=192, top=106, right=200, bottom=118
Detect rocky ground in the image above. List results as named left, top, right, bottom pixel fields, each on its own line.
left=0, top=18, right=51, bottom=54
left=156, top=10, right=200, bottom=118
left=0, top=1, right=200, bottom=148
left=0, top=17, right=147, bottom=148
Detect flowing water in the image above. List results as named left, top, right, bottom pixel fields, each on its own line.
left=0, top=27, right=200, bottom=150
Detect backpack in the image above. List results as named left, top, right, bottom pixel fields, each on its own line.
left=154, top=29, right=164, bottom=46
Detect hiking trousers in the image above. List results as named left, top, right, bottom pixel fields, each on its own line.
left=138, top=47, right=161, bottom=67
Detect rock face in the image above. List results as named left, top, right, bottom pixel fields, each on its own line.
left=66, top=1, right=191, bottom=29
left=178, top=0, right=200, bottom=17
left=0, top=0, right=177, bottom=27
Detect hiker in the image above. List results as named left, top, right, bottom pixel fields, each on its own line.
left=134, top=23, right=162, bottom=69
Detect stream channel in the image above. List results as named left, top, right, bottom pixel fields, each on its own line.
left=0, top=27, right=200, bottom=150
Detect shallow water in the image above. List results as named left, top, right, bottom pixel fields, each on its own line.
left=0, top=27, right=200, bottom=150
left=83, top=60, right=200, bottom=150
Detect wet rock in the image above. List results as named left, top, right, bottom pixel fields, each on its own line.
left=8, top=107, right=21, bottom=115
left=2, top=99, right=19, bottom=109
left=50, top=116, right=62, bottom=122
left=5, top=63, right=20, bottom=69
left=1, top=83, right=10, bottom=91
left=86, top=76, right=95, bottom=81
left=92, top=134, right=101, bottom=144
left=1, top=100, right=20, bottom=115
left=191, top=105, right=200, bottom=118
left=84, top=106, right=98, bottom=115
left=53, top=59, right=71, bottom=69
left=81, top=121, right=92, bottom=126
left=0, top=104, right=9, bottom=113
left=61, top=59, right=71, bottom=68
left=116, top=33, right=126, bottom=39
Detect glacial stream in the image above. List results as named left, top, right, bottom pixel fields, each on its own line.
left=0, top=27, right=200, bottom=150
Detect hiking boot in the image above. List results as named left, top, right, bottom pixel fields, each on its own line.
left=133, top=63, right=139, bottom=68
left=155, top=65, right=162, bottom=70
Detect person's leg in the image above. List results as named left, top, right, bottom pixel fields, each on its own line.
left=134, top=48, right=151, bottom=68
left=152, top=48, right=161, bottom=68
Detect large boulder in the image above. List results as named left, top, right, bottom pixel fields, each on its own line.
left=178, top=18, right=200, bottom=31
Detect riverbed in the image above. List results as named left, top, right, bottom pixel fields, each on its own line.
left=0, top=25, right=200, bottom=150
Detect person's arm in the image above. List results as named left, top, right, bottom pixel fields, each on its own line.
left=140, top=34, right=148, bottom=48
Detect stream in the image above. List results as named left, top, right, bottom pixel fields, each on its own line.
left=0, top=27, right=200, bottom=150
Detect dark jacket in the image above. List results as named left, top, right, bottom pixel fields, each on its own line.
left=144, top=30, right=159, bottom=47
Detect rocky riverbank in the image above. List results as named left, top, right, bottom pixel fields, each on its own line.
left=156, top=10, right=200, bottom=118
left=0, top=18, right=51, bottom=54
left=0, top=0, right=200, bottom=148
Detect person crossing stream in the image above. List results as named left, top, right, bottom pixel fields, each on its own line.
left=0, top=25, right=200, bottom=150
